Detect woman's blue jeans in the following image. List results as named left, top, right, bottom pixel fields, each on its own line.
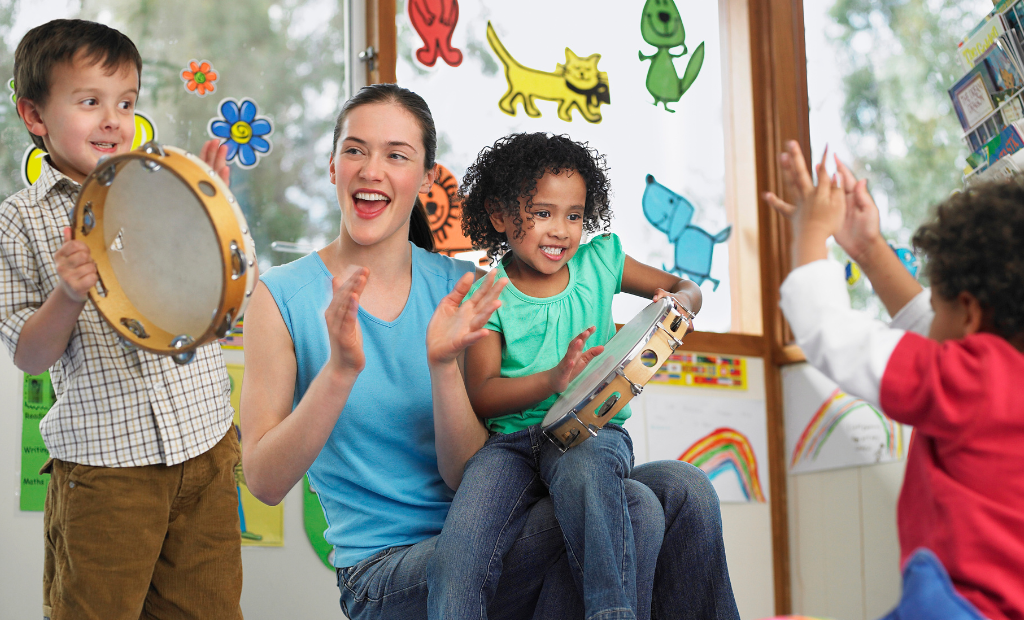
left=336, top=430, right=739, bottom=620
left=428, top=425, right=645, bottom=620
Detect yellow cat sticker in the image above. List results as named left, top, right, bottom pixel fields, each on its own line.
left=486, top=21, right=610, bottom=124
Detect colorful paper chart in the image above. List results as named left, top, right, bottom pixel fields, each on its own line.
left=21, top=372, right=55, bottom=511
left=226, top=363, right=284, bottom=546
left=219, top=318, right=244, bottom=350
left=650, top=352, right=746, bottom=389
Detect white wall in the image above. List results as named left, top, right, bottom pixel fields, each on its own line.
left=787, top=461, right=905, bottom=620
left=628, top=356, right=775, bottom=620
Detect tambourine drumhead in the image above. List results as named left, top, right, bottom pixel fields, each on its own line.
left=545, top=298, right=674, bottom=422
left=73, top=143, right=256, bottom=360
left=542, top=297, right=688, bottom=450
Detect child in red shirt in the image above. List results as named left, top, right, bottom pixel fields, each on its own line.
left=766, top=141, right=1024, bottom=620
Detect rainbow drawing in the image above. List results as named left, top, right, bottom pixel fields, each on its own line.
left=790, top=388, right=902, bottom=468
left=679, top=427, right=766, bottom=502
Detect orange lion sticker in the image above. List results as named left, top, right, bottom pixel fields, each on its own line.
left=420, top=163, right=473, bottom=255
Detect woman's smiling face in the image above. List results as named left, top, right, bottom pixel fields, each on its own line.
left=330, top=101, right=434, bottom=248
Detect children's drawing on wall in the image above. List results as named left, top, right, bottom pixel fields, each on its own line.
left=226, top=364, right=284, bottom=546
left=304, top=476, right=334, bottom=569
left=680, top=428, right=766, bottom=503
left=645, top=392, right=768, bottom=503
left=486, top=21, right=610, bottom=124
left=409, top=0, right=463, bottom=67
left=783, top=364, right=906, bottom=474
left=233, top=425, right=262, bottom=541
left=642, top=174, right=730, bottom=290
left=419, top=163, right=473, bottom=254
left=639, top=0, right=705, bottom=112
left=20, top=111, right=157, bottom=187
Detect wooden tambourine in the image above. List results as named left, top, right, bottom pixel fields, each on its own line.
left=542, top=297, right=692, bottom=451
left=72, top=141, right=256, bottom=364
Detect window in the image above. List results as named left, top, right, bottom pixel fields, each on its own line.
left=393, top=0, right=760, bottom=333
left=804, top=0, right=992, bottom=318
left=0, top=0, right=353, bottom=272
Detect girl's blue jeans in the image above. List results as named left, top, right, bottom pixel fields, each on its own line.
left=336, top=426, right=740, bottom=620
left=428, top=424, right=644, bottom=620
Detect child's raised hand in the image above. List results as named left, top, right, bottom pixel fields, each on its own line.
left=54, top=227, right=97, bottom=303
left=427, top=270, right=507, bottom=366
left=547, top=326, right=605, bottom=394
left=325, top=266, right=368, bottom=376
left=763, top=141, right=846, bottom=267
left=200, top=139, right=231, bottom=185
left=832, top=155, right=885, bottom=263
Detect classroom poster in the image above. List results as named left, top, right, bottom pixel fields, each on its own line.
left=645, top=392, right=768, bottom=503
left=782, top=363, right=904, bottom=475
left=21, top=372, right=54, bottom=511
left=648, top=352, right=747, bottom=389
left=226, top=363, right=284, bottom=546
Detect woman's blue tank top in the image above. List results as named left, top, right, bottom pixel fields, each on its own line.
left=260, top=243, right=475, bottom=567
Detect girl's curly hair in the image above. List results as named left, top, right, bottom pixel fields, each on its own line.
left=912, top=179, right=1024, bottom=340
left=459, top=133, right=613, bottom=261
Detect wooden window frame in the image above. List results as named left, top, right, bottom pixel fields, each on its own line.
left=368, top=0, right=810, bottom=613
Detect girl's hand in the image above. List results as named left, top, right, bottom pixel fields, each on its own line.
left=427, top=270, right=507, bottom=366
left=547, top=326, right=604, bottom=393
left=325, top=267, right=368, bottom=377
left=54, top=227, right=97, bottom=303
left=200, top=139, right=231, bottom=185
left=833, top=154, right=887, bottom=264
left=654, top=288, right=697, bottom=335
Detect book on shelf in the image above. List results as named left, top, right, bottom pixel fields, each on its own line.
left=959, top=13, right=1006, bottom=69
left=966, top=148, right=1024, bottom=184
left=965, top=120, right=1024, bottom=175
left=950, top=43, right=1024, bottom=150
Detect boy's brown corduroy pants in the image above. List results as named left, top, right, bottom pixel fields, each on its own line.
left=41, top=429, right=244, bottom=620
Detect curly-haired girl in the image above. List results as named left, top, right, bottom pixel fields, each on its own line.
left=427, top=132, right=706, bottom=620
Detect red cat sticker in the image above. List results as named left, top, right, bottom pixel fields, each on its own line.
left=409, top=0, right=463, bottom=68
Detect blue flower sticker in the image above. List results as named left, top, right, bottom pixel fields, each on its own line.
left=208, top=97, right=273, bottom=169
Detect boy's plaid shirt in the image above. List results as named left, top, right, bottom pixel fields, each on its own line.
left=0, top=158, right=233, bottom=466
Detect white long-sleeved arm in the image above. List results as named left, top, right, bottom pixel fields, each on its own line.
left=888, top=288, right=933, bottom=336
left=779, top=260, right=906, bottom=407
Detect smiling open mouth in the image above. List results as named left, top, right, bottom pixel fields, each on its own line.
left=353, top=191, right=391, bottom=218
left=541, top=246, right=566, bottom=259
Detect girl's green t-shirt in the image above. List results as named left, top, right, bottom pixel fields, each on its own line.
left=466, top=233, right=631, bottom=434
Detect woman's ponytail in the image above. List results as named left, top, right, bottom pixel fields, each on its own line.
left=410, top=198, right=436, bottom=251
